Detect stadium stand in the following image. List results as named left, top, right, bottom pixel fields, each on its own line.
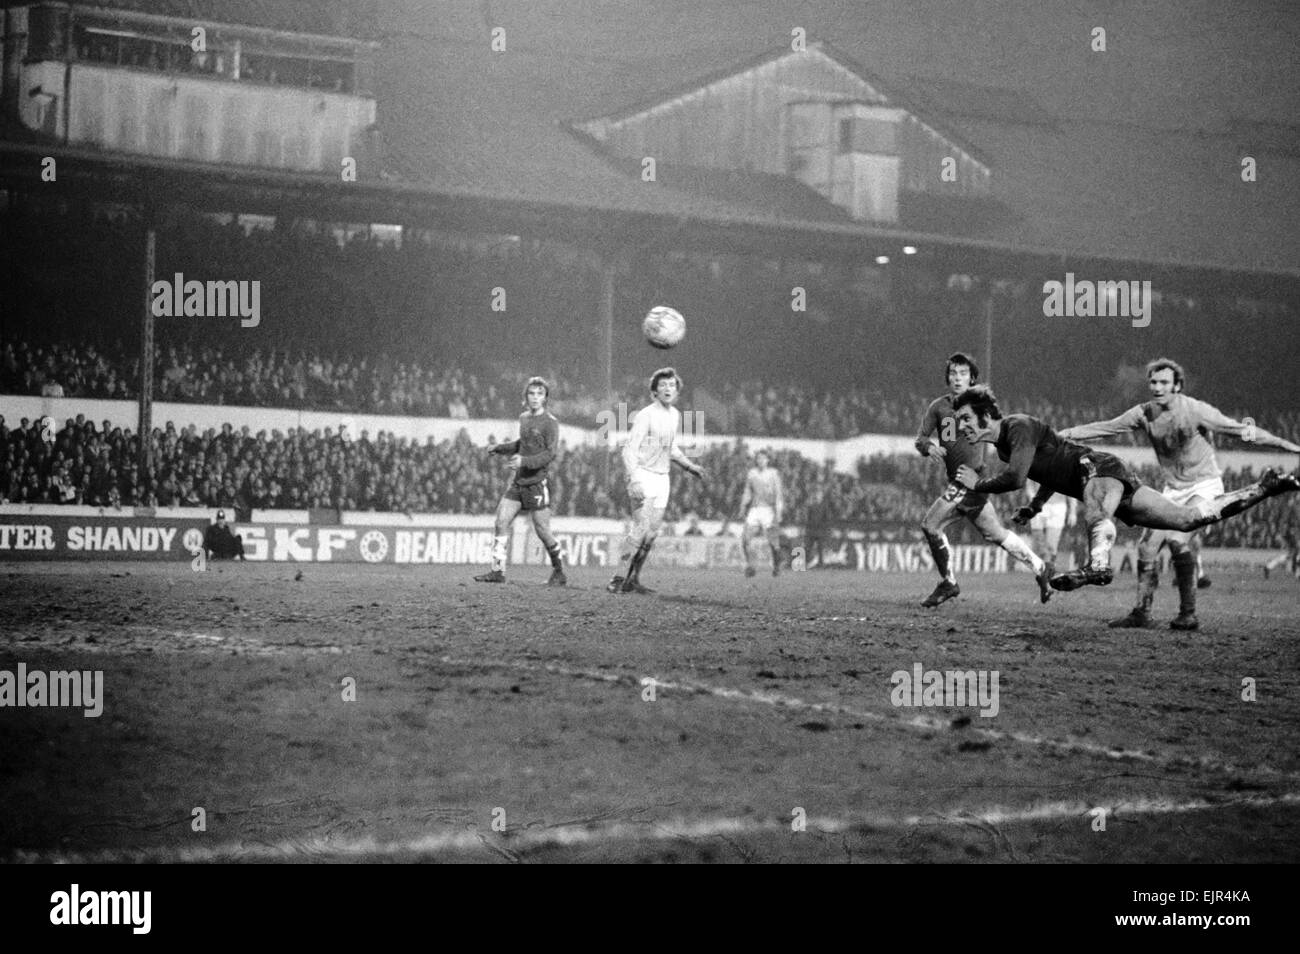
left=1, top=411, right=1293, bottom=548
left=3, top=206, right=1298, bottom=432
left=5, top=337, right=1300, bottom=445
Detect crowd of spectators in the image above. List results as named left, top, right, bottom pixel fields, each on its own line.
left=2, top=413, right=1294, bottom=549
left=7, top=202, right=1299, bottom=434
left=7, top=338, right=1300, bottom=445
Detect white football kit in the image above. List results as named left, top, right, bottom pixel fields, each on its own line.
left=623, top=401, right=682, bottom=509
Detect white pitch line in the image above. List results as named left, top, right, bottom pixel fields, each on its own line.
left=439, top=655, right=1300, bottom=784
left=14, top=792, right=1300, bottom=864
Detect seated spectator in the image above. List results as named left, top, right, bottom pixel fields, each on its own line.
left=203, top=509, right=246, bottom=560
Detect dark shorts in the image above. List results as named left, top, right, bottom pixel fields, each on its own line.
left=938, top=481, right=989, bottom=518
left=1078, top=452, right=1143, bottom=521
left=505, top=478, right=550, bottom=512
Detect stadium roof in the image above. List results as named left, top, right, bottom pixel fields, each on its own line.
left=58, top=0, right=380, bottom=40
left=366, top=0, right=1300, bottom=277
left=3, top=0, right=1297, bottom=278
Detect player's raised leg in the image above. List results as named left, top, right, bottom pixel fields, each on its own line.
left=970, top=504, right=1053, bottom=604
left=475, top=495, right=522, bottom=582
left=1124, top=470, right=1298, bottom=532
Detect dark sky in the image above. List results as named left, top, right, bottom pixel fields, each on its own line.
left=390, top=0, right=1299, bottom=130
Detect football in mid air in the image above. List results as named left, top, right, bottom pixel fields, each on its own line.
left=643, top=305, right=686, bottom=349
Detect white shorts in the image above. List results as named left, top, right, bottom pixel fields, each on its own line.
left=745, top=505, right=776, bottom=532
left=631, top=469, right=671, bottom=509
left=1031, top=500, right=1068, bottom=532
left=1162, top=477, right=1224, bottom=508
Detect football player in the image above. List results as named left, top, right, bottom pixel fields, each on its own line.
left=1059, top=358, right=1300, bottom=629
left=474, top=377, right=566, bottom=585
left=608, top=367, right=705, bottom=594
left=1024, top=478, right=1075, bottom=567
left=740, top=449, right=784, bottom=577
left=915, top=352, right=1053, bottom=607
left=950, top=385, right=1300, bottom=599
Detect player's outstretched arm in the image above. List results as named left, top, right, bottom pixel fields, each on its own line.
left=489, top=438, right=520, bottom=456
left=1058, top=406, right=1143, bottom=441
left=1240, top=424, right=1300, bottom=454
left=1195, top=400, right=1300, bottom=453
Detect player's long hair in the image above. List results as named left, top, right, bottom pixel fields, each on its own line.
left=521, top=376, right=550, bottom=407
left=952, top=384, right=1001, bottom=420
left=1145, top=357, right=1185, bottom=392
left=945, top=352, right=980, bottom=383
left=649, top=367, right=682, bottom=394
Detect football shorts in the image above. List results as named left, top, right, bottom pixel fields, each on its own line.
left=630, top=469, right=671, bottom=509
left=506, top=478, right=551, bottom=511
left=1031, top=498, right=1069, bottom=531
left=745, top=505, right=777, bottom=532
left=939, top=481, right=988, bottom=518
left=1161, top=476, right=1225, bottom=507
left=1080, top=452, right=1143, bottom=523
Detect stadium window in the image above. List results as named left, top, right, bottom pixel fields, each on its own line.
left=855, top=118, right=896, bottom=154
left=73, top=26, right=123, bottom=65
left=838, top=118, right=853, bottom=154
left=26, top=5, right=70, bottom=61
